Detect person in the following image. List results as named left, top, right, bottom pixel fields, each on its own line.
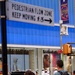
left=72, top=70, right=75, bottom=75
left=53, top=68, right=58, bottom=74
left=53, top=59, right=69, bottom=75
left=25, top=70, right=35, bottom=75
left=36, top=71, right=38, bottom=75
left=66, top=56, right=72, bottom=75
left=42, top=54, right=50, bottom=75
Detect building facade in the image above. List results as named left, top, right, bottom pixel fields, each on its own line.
left=0, top=0, right=75, bottom=73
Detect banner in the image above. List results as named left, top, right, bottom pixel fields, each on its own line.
left=60, top=0, right=69, bottom=24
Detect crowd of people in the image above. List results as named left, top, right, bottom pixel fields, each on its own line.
left=24, top=54, right=75, bottom=75
left=24, top=69, right=75, bottom=75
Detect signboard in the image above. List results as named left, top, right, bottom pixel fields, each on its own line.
left=6, top=1, right=54, bottom=26
left=60, top=25, right=68, bottom=35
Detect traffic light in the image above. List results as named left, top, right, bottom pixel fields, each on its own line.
left=63, top=44, right=72, bottom=55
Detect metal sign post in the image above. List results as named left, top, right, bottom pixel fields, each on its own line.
left=0, top=0, right=7, bottom=75
left=59, top=20, right=69, bottom=59
left=59, top=20, right=63, bottom=59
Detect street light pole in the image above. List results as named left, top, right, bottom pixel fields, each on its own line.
left=60, top=25, right=63, bottom=50
left=0, top=0, right=7, bottom=75
left=59, top=20, right=63, bottom=59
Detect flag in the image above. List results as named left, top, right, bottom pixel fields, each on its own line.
left=60, top=0, right=69, bottom=24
